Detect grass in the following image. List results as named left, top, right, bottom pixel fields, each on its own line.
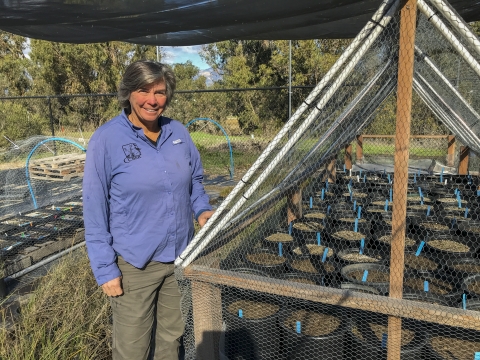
left=0, top=247, right=111, bottom=360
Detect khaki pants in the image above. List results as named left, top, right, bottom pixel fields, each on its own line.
left=111, top=257, right=184, bottom=360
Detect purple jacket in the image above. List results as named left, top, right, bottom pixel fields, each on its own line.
left=83, top=111, right=211, bottom=285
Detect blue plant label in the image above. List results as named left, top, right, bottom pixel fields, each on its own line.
left=477, top=190, right=480, bottom=197
left=354, top=218, right=359, bottom=232
left=382, top=333, right=388, bottom=348
left=310, top=197, right=313, bottom=208
left=389, top=188, right=393, bottom=202
left=363, top=174, right=366, bottom=183
left=358, top=206, right=362, bottom=219
left=322, top=248, right=328, bottom=263
left=343, top=164, right=346, bottom=172
left=475, top=352, right=480, bottom=360
left=279, top=242, right=283, bottom=257
left=348, top=184, right=352, bottom=194
left=388, top=174, right=391, bottom=183
left=327, top=205, right=331, bottom=214
left=426, top=206, right=431, bottom=216
left=465, top=207, right=469, bottom=218
left=424, top=280, right=429, bottom=292
left=360, top=239, right=365, bottom=255
left=238, top=309, right=243, bottom=318
left=296, top=321, right=301, bottom=334
left=317, top=232, right=321, bottom=246
left=463, top=293, right=467, bottom=310
left=414, top=173, right=417, bottom=183
left=321, top=189, right=325, bottom=200
left=353, top=200, right=357, bottom=211
left=362, top=270, right=368, bottom=282
left=288, top=222, right=292, bottom=235
left=384, top=200, right=389, bottom=212
left=418, top=187, right=423, bottom=198
left=420, top=197, right=424, bottom=206
left=326, top=181, right=329, bottom=190
left=416, top=241, right=425, bottom=256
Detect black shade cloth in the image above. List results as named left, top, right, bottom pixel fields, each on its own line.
left=0, top=0, right=478, bottom=45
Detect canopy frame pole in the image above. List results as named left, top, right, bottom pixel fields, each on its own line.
left=417, top=0, right=480, bottom=78
left=428, top=0, right=480, bottom=57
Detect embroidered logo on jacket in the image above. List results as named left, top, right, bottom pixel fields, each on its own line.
left=122, top=143, right=142, bottom=163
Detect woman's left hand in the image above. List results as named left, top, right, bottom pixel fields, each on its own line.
left=198, top=210, right=215, bottom=227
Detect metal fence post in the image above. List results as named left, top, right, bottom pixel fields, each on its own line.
left=47, top=96, right=57, bottom=155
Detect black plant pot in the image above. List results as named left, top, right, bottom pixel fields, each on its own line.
left=462, top=274, right=480, bottom=299
left=426, top=325, right=480, bottom=360
left=279, top=302, right=347, bottom=360
left=279, top=272, right=323, bottom=286
left=445, top=258, right=480, bottom=285
left=340, top=282, right=381, bottom=295
left=424, top=234, right=477, bottom=265
left=328, top=228, right=369, bottom=251
left=346, top=314, right=427, bottom=360
left=262, top=232, right=294, bottom=258
left=223, top=288, right=282, bottom=360
left=341, top=263, right=390, bottom=295
left=413, top=216, right=457, bottom=240
left=243, top=248, right=287, bottom=277
left=403, top=290, right=450, bottom=307
left=403, top=270, right=460, bottom=306
left=401, top=251, right=442, bottom=277
left=371, top=229, right=418, bottom=256
left=291, top=218, right=326, bottom=246
left=336, top=247, right=384, bottom=267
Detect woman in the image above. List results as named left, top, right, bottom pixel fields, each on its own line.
left=83, top=60, right=214, bottom=360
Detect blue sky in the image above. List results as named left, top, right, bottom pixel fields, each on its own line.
left=162, top=45, right=209, bottom=69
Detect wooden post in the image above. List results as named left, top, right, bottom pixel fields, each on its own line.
left=356, top=135, right=364, bottom=163
left=388, top=1, right=418, bottom=359
left=459, top=146, right=470, bottom=175
left=345, top=144, right=353, bottom=170
left=192, top=281, right=222, bottom=360
left=447, top=135, right=455, bottom=167
left=287, top=188, right=302, bottom=224
left=324, top=157, right=337, bottom=184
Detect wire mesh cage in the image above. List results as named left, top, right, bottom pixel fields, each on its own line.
left=174, top=0, right=480, bottom=359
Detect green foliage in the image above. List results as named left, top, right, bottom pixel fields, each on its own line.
left=0, top=32, right=30, bottom=96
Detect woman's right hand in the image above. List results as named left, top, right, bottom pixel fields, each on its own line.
left=101, top=276, right=123, bottom=297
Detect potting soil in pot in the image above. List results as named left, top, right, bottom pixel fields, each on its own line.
left=404, top=277, right=453, bottom=295
left=404, top=253, right=438, bottom=271
left=284, top=309, right=341, bottom=336
left=453, top=263, right=480, bottom=273
left=304, top=212, right=327, bottom=220
left=342, top=192, right=368, bottom=198
left=290, top=259, right=318, bottom=274
left=305, top=244, right=334, bottom=257
left=227, top=300, right=280, bottom=319
left=430, top=336, right=480, bottom=360
left=437, top=198, right=468, bottom=205
left=339, top=217, right=368, bottom=224
left=293, top=221, right=324, bottom=231
left=339, top=253, right=380, bottom=263
left=408, top=204, right=430, bottom=211
left=332, top=231, right=365, bottom=241
left=466, top=280, right=480, bottom=295
left=264, top=233, right=293, bottom=243
left=377, top=235, right=416, bottom=247
left=408, top=196, right=431, bottom=203
left=419, top=222, right=450, bottom=231
left=428, top=239, right=470, bottom=253
left=371, top=200, right=393, bottom=207
left=352, top=323, right=415, bottom=346
left=246, top=253, right=285, bottom=265
left=348, top=269, right=390, bottom=283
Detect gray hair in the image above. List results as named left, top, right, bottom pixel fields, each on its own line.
left=118, top=61, right=176, bottom=111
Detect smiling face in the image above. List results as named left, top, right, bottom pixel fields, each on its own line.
left=128, top=80, right=167, bottom=127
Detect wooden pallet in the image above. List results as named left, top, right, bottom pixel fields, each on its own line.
left=29, top=154, right=85, bottom=182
